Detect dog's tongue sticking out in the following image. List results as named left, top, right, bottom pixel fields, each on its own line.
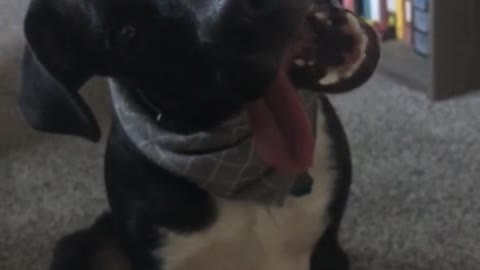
left=246, top=69, right=315, bottom=174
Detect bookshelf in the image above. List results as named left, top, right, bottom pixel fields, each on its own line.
left=349, top=0, right=480, bottom=100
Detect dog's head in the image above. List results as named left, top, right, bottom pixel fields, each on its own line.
left=19, top=0, right=379, bottom=171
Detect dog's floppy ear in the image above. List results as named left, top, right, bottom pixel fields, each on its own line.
left=19, top=1, right=100, bottom=142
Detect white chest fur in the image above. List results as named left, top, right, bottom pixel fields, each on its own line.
left=153, top=108, right=336, bottom=270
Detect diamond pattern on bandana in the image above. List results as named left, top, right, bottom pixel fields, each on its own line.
left=108, top=79, right=319, bottom=206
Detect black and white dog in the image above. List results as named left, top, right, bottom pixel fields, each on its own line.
left=18, top=0, right=380, bottom=270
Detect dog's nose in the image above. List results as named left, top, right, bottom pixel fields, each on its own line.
left=239, top=0, right=304, bottom=14
left=243, top=0, right=265, bottom=12
left=210, top=0, right=309, bottom=49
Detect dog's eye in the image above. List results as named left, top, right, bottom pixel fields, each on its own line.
left=120, top=26, right=136, bottom=40
left=108, top=25, right=137, bottom=49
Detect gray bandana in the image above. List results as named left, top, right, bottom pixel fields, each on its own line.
left=108, top=79, right=319, bottom=206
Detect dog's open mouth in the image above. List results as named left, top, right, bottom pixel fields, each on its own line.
left=245, top=6, right=368, bottom=175
left=246, top=67, right=315, bottom=175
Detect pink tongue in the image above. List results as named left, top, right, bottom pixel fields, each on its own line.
left=246, top=71, right=315, bottom=174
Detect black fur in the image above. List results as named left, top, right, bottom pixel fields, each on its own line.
left=18, top=0, right=379, bottom=270
left=49, top=95, right=354, bottom=270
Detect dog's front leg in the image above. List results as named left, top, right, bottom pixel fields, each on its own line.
left=310, top=232, right=350, bottom=270
left=103, top=118, right=218, bottom=270
left=309, top=95, right=354, bottom=270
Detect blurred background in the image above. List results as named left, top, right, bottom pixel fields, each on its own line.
left=1, top=0, right=479, bottom=270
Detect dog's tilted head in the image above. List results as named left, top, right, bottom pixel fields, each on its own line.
left=19, top=0, right=379, bottom=172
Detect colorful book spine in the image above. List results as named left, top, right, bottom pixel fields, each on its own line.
left=387, top=0, right=396, bottom=25
left=380, top=0, right=389, bottom=27
left=343, top=0, right=356, bottom=11
left=395, top=0, right=406, bottom=40
left=412, top=0, right=429, bottom=11
left=381, top=0, right=397, bottom=40
left=404, top=0, right=412, bottom=43
left=362, top=0, right=382, bottom=27
left=371, top=0, right=382, bottom=22
left=363, top=0, right=372, bottom=19
left=369, top=0, right=392, bottom=40
left=412, top=0, right=430, bottom=56
left=412, top=0, right=429, bottom=32
left=387, top=0, right=397, bottom=31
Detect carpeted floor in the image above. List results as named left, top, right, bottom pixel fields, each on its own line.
left=1, top=1, right=480, bottom=270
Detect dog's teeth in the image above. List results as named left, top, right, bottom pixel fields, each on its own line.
left=319, top=71, right=341, bottom=85
left=314, top=12, right=332, bottom=25
left=346, top=13, right=363, bottom=33
left=295, top=59, right=306, bottom=67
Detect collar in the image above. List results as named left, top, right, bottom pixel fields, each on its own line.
left=127, top=83, right=183, bottom=132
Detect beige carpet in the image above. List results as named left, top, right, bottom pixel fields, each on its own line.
left=1, top=1, right=480, bottom=270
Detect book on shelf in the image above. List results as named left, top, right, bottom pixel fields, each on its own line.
left=355, top=0, right=396, bottom=41
left=412, top=0, right=429, bottom=33
left=404, top=0, right=412, bottom=43
left=411, top=0, right=430, bottom=56
left=386, top=0, right=397, bottom=39
left=341, top=0, right=428, bottom=56
left=395, top=0, right=406, bottom=40
left=381, top=0, right=397, bottom=40
left=343, top=0, right=357, bottom=11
